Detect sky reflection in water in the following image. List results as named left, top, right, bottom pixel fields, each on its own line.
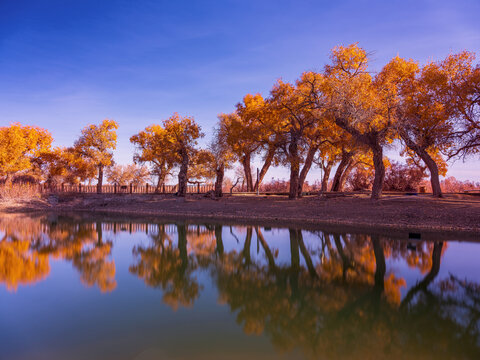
left=1, top=213, right=480, bottom=360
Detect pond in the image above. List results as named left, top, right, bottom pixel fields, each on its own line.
left=1, top=213, right=479, bottom=359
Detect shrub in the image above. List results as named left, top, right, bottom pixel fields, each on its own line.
left=383, top=162, right=427, bottom=192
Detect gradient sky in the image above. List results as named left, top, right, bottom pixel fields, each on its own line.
left=1, top=0, right=479, bottom=182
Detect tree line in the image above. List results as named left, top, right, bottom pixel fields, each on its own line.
left=1, top=44, right=479, bottom=199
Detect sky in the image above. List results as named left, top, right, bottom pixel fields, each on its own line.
left=1, top=0, right=479, bottom=182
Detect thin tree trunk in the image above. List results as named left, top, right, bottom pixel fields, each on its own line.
left=371, top=143, right=385, bottom=200
left=331, top=151, right=353, bottom=191
left=177, top=151, right=189, bottom=197
left=297, top=145, right=317, bottom=197
left=288, top=135, right=300, bottom=199
left=321, top=160, right=334, bottom=192
left=97, top=166, right=103, bottom=194
left=256, top=227, right=276, bottom=271
left=333, top=234, right=352, bottom=281
left=241, top=153, right=253, bottom=192
left=297, top=230, right=318, bottom=278
left=214, top=163, right=225, bottom=197
left=401, top=241, right=444, bottom=308
left=254, top=145, right=276, bottom=191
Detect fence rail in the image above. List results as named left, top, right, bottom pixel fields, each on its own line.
left=48, top=183, right=215, bottom=194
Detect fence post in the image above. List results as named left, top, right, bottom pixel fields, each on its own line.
left=197, top=183, right=200, bottom=193
left=79, top=183, right=82, bottom=193
left=130, top=183, right=133, bottom=194
left=163, top=184, right=165, bottom=194
left=146, top=183, right=149, bottom=193
left=114, top=183, right=117, bottom=194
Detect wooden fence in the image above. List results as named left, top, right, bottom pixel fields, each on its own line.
left=47, top=183, right=215, bottom=194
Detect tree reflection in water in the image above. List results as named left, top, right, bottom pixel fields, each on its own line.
left=0, top=214, right=116, bottom=292
left=129, top=222, right=480, bottom=358
left=129, top=223, right=203, bottom=310
left=1, top=215, right=480, bottom=358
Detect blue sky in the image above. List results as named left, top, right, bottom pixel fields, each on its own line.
left=1, top=0, right=479, bottom=182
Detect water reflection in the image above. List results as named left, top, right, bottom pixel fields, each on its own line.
left=1, top=214, right=480, bottom=358
left=0, top=214, right=116, bottom=292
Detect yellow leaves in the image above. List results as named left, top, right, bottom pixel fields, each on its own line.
left=162, top=113, right=203, bottom=151
left=188, top=149, right=216, bottom=182
left=73, top=119, right=119, bottom=168
left=327, top=43, right=369, bottom=76
left=131, top=113, right=203, bottom=170
left=0, top=123, right=53, bottom=179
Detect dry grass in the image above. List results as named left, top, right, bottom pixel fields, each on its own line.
left=0, top=184, right=43, bottom=201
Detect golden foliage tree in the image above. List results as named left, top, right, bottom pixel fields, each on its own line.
left=130, top=125, right=176, bottom=192
left=391, top=52, right=474, bottom=197
left=73, top=119, right=118, bottom=193
left=131, top=114, right=203, bottom=196
left=41, top=146, right=97, bottom=185
left=0, top=123, right=52, bottom=184
left=209, top=121, right=235, bottom=197
left=304, top=44, right=398, bottom=199
left=449, top=62, right=480, bottom=159
left=163, top=113, right=204, bottom=197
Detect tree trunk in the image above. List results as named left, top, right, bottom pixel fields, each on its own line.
left=401, top=134, right=442, bottom=197
left=254, top=145, right=276, bottom=191
left=338, top=159, right=354, bottom=191
left=401, top=241, right=444, bottom=308
left=288, top=135, right=300, bottom=199
left=321, top=160, right=333, bottom=192
left=177, top=151, right=189, bottom=197
left=297, top=230, right=318, bottom=278
left=97, top=166, right=103, bottom=194
left=417, top=149, right=442, bottom=197
left=256, top=227, right=276, bottom=271
left=371, top=143, right=385, bottom=200
left=96, top=221, right=103, bottom=245
left=331, top=151, right=353, bottom=192
left=4, top=173, right=12, bottom=186
left=241, top=153, right=253, bottom=192
left=177, top=223, right=188, bottom=273
left=215, top=225, right=224, bottom=256
left=333, top=234, right=352, bottom=281
left=214, top=163, right=225, bottom=197
left=297, top=145, right=317, bottom=197
left=155, top=174, right=165, bottom=193
left=289, top=228, right=300, bottom=295
left=242, top=227, right=252, bottom=267
left=372, top=235, right=385, bottom=291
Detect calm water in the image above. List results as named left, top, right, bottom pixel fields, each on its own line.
left=1, top=214, right=480, bottom=360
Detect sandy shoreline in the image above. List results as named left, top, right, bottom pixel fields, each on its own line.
left=1, top=193, right=480, bottom=238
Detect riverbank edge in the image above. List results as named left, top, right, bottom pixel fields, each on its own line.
left=2, top=197, right=479, bottom=241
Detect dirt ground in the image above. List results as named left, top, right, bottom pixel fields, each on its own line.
left=2, top=192, right=480, bottom=236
